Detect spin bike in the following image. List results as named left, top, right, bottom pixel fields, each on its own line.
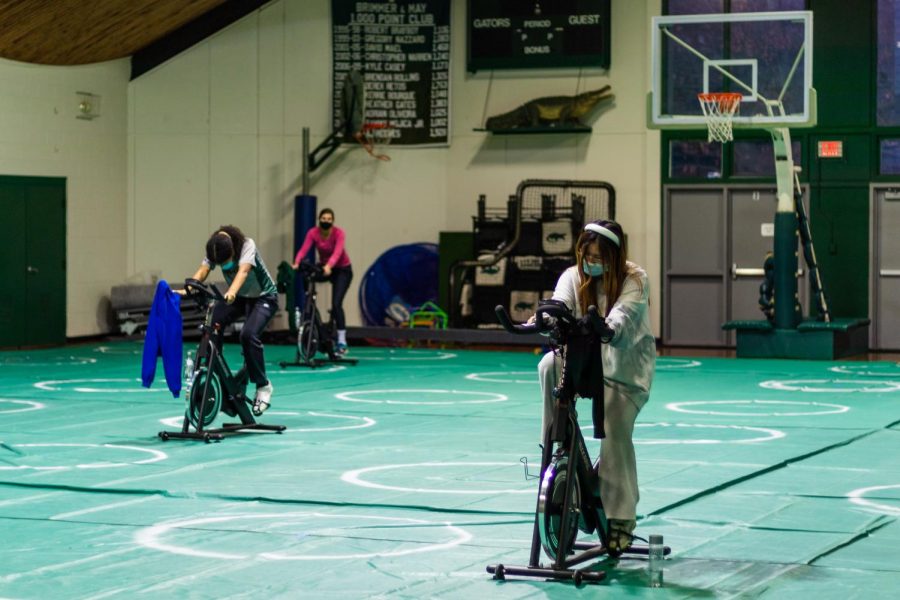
left=280, top=262, right=357, bottom=369
left=158, top=279, right=286, bottom=443
left=486, top=300, right=670, bottom=585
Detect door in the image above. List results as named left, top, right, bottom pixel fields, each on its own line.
left=0, top=176, right=66, bottom=347
left=729, top=189, right=777, bottom=328
left=664, top=188, right=727, bottom=345
left=664, top=185, right=816, bottom=347
left=873, top=187, right=900, bottom=350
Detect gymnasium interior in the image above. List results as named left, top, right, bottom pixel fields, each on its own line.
left=1, top=1, right=899, bottom=597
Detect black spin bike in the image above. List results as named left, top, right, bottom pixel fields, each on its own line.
left=158, top=278, right=286, bottom=443
left=486, top=300, right=670, bottom=585
left=280, top=262, right=357, bottom=369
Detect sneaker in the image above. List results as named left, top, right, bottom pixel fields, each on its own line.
left=606, top=519, right=636, bottom=556
left=252, top=383, right=273, bottom=416
left=336, top=342, right=349, bottom=355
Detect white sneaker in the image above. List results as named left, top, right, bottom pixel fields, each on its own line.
left=253, top=383, right=273, bottom=416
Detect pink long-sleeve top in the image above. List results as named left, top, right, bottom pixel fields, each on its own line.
left=294, top=226, right=352, bottom=268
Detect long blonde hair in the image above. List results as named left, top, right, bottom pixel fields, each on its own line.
left=574, top=220, right=639, bottom=316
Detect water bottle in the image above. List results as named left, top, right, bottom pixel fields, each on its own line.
left=648, top=534, right=664, bottom=588
left=183, top=351, right=195, bottom=394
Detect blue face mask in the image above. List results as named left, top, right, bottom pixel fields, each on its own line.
left=220, top=260, right=235, bottom=271
left=582, top=260, right=604, bottom=277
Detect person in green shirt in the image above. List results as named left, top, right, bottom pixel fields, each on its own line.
left=186, top=225, right=279, bottom=415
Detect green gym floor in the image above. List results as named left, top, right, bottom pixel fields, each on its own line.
left=1, top=342, right=899, bottom=598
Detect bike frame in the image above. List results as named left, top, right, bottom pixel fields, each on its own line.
left=158, top=280, right=286, bottom=443
left=280, top=263, right=357, bottom=369
left=190, top=322, right=251, bottom=422
left=530, top=393, right=606, bottom=570
left=486, top=302, right=670, bottom=584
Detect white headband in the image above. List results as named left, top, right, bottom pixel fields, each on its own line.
left=584, top=223, right=621, bottom=247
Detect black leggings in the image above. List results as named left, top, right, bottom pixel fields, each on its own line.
left=326, top=266, right=353, bottom=330
left=211, top=295, right=277, bottom=386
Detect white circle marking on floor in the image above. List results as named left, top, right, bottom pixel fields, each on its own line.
left=759, top=379, right=900, bottom=393
left=135, top=512, right=472, bottom=560
left=665, top=399, right=849, bottom=417
left=847, top=484, right=900, bottom=516
left=464, top=371, right=536, bottom=384
left=655, top=358, right=702, bottom=369
left=335, top=389, right=508, bottom=405
left=34, top=378, right=164, bottom=393
left=0, top=399, right=45, bottom=414
left=0, top=443, right=168, bottom=470
left=341, top=461, right=532, bottom=494
left=158, top=411, right=376, bottom=433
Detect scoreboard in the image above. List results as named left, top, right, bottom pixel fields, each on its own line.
left=467, top=0, right=611, bottom=72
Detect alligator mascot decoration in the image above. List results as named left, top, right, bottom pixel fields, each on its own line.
left=485, top=85, right=614, bottom=130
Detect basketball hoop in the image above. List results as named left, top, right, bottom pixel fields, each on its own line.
left=697, top=92, right=743, bottom=143
left=354, top=122, right=394, bottom=161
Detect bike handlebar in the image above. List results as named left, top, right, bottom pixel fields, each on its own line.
left=296, top=261, right=326, bottom=281
left=184, top=278, right=225, bottom=303
left=495, top=301, right=611, bottom=341
left=495, top=304, right=536, bottom=334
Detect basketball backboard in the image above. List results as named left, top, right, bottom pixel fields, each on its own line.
left=649, top=11, right=815, bottom=130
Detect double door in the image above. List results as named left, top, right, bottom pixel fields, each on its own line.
left=0, top=176, right=67, bottom=347
left=664, top=185, right=808, bottom=346
left=871, top=186, right=900, bottom=350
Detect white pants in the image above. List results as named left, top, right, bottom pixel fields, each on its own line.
left=538, top=351, right=641, bottom=520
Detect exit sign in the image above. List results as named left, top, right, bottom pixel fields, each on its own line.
left=818, top=140, right=843, bottom=158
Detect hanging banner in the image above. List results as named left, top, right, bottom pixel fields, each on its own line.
left=331, top=0, right=450, bottom=146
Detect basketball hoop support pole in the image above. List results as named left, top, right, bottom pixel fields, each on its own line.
left=770, top=126, right=800, bottom=329
left=302, top=127, right=311, bottom=195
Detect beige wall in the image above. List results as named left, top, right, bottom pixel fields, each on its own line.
left=0, top=57, right=129, bottom=337
left=127, top=0, right=662, bottom=334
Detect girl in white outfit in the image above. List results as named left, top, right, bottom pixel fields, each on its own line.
left=537, top=219, right=655, bottom=553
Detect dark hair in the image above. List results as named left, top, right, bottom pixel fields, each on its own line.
left=574, top=220, right=638, bottom=317
left=205, top=225, right=246, bottom=265
left=319, top=208, right=334, bottom=220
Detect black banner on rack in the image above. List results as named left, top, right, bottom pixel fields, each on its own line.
left=331, top=0, right=450, bottom=146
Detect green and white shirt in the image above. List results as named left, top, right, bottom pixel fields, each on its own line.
left=202, top=238, right=278, bottom=298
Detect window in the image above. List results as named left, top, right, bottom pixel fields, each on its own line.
left=666, top=0, right=724, bottom=15
left=880, top=139, right=900, bottom=174
left=664, top=22, right=725, bottom=116
left=666, top=0, right=803, bottom=14
left=877, top=0, right=900, bottom=125
left=730, top=0, right=805, bottom=11
left=733, top=139, right=802, bottom=177
left=670, top=140, right=722, bottom=178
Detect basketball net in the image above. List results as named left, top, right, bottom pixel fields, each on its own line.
left=697, top=92, right=743, bottom=143
left=354, top=123, right=394, bottom=161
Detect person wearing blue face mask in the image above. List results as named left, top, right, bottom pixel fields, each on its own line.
left=183, top=225, right=279, bottom=415
left=534, top=219, right=655, bottom=555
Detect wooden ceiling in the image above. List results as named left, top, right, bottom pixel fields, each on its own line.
left=0, top=0, right=230, bottom=65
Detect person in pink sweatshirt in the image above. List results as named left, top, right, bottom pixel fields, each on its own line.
left=292, top=208, right=353, bottom=354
